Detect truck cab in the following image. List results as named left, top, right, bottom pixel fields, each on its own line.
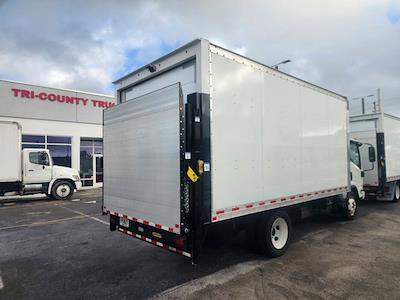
left=349, top=139, right=376, bottom=200
left=21, top=148, right=82, bottom=199
left=0, top=121, right=81, bottom=199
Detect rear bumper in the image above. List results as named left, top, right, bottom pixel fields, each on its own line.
left=110, top=213, right=192, bottom=258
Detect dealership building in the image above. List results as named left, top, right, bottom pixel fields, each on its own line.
left=0, top=79, right=115, bottom=188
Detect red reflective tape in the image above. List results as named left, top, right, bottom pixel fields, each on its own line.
left=321, top=191, right=326, bottom=193
left=299, top=195, right=304, bottom=198
left=307, top=194, right=312, bottom=196
left=259, top=201, right=266, bottom=206
left=216, top=210, right=225, bottom=215
left=314, top=192, right=319, bottom=195
left=175, top=249, right=183, bottom=255
left=246, top=204, right=253, bottom=208
left=151, top=240, right=157, bottom=245
left=271, top=200, right=277, bottom=204
left=212, top=216, right=217, bottom=221
left=175, top=224, right=180, bottom=228
left=281, top=197, right=286, bottom=201
left=155, top=224, right=162, bottom=229
left=132, top=217, right=138, bottom=222
left=141, top=236, right=146, bottom=241
left=168, top=227, right=174, bottom=232
left=232, top=207, right=240, bottom=211
left=143, top=220, right=149, bottom=225
left=123, top=214, right=128, bottom=218
left=290, top=196, right=295, bottom=199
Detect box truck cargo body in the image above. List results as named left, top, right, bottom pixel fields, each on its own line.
left=0, top=121, right=82, bottom=199
left=0, top=121, right=22, bottom=183
left=103, top=39, right=356, bottom=262
left=350, top=113, right=400, bottom=201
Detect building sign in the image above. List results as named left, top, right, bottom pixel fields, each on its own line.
left=0, top=80, right=115, bottom=124
left=11, top=88, right=115, bottom=108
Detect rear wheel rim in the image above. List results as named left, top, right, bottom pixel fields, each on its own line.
left=270, top=217, right=288, bottom=250
left=348, top=197, right=356, bottom=216
left=56, top=184, right=71, bottom=198
left=395, top=184, right=400, bottom=200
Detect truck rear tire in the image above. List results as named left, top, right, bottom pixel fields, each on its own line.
left=257, top=210, right=291, bottom=258
left=393, top=182, right=400, bottom=202
left=51, top=180, right=74, bottom=200
left=341, top=194, right=357, bottom=220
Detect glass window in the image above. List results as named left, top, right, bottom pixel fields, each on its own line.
left=29, top=151, right=50, bottom=166
left=350, top=141, right=361, bottom=168
left=47, top=136, right=71, bottom=144
left=22, top=135, right=45, bottom=143
left=93, top=140, right=103, bottom=147
left=80, top=138, right=103, bottom=186
left=22, top=144, right=45, bottom=149
left=80, top=139, right=93, bottom=146
left=47, top=145, right=71, bottom=167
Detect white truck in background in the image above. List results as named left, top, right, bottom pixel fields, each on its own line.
left=0, top=121, right=82, bottom=200
left=350, top=113, right=400, bottom=201
left=103, top=39, right=366, bottom=263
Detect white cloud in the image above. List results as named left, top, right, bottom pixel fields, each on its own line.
left=0, top=0, right=399, bottom=114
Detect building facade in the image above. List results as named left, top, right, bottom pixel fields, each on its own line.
left=0, top=79, right=115, bottom=188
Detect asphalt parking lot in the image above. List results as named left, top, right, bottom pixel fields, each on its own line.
left=0, top=189, right=399, bottom=299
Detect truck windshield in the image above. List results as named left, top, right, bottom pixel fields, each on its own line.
left=350, top=141, right=361, bottom=169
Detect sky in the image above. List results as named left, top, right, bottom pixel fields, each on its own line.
left=0, top=0, right=399, bottom=115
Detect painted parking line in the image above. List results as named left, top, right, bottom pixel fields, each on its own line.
left=57, top=205, right=108, bottom=225
left=0, top=215, right=86, bottom=231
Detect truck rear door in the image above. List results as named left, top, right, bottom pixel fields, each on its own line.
left=103, top=83, right=189, bottom=254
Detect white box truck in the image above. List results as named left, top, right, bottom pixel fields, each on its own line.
left=0, top=121, right=82, bottom=199
left=350, top=112, right=400, bottom=201
left=103, top=39, right=362, bottom=263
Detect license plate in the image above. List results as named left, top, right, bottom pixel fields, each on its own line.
left=119, top=217, right=129, bottom=228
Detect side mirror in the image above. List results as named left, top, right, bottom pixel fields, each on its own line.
left=369, top=146, right=376, bottom=162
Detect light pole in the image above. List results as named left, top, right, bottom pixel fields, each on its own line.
left=271, top=59, right=291, bottom=70
left=352, top=94, right=374, bottom=115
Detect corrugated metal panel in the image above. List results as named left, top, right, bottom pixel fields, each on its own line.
left=103, top=83, right=182, bottom=232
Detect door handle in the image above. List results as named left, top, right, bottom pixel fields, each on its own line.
left=28, top=169, right=34, bottom=172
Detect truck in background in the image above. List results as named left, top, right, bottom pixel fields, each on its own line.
left=103, top=39, right=365, bottom=263
left=350, top=113, right=400, bottom=201
left=0, top=121, right=82, bottom=199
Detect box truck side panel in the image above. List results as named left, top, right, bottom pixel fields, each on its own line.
left=210, top=52, right=348, bottom=219
left=383, top=115, right=400, bottom=181
left=0, top=121, right=21, bottom=182
left=103, top=83, right=183, bottom=233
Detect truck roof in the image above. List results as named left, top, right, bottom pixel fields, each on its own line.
left=113, top=38, right=347, bottom=101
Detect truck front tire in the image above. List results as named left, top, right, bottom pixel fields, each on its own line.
left=342, top=194, right=357, bottom=220
left=257, top=210, right=291, bottom=257
left=51, top=180, right=74, bottom=200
